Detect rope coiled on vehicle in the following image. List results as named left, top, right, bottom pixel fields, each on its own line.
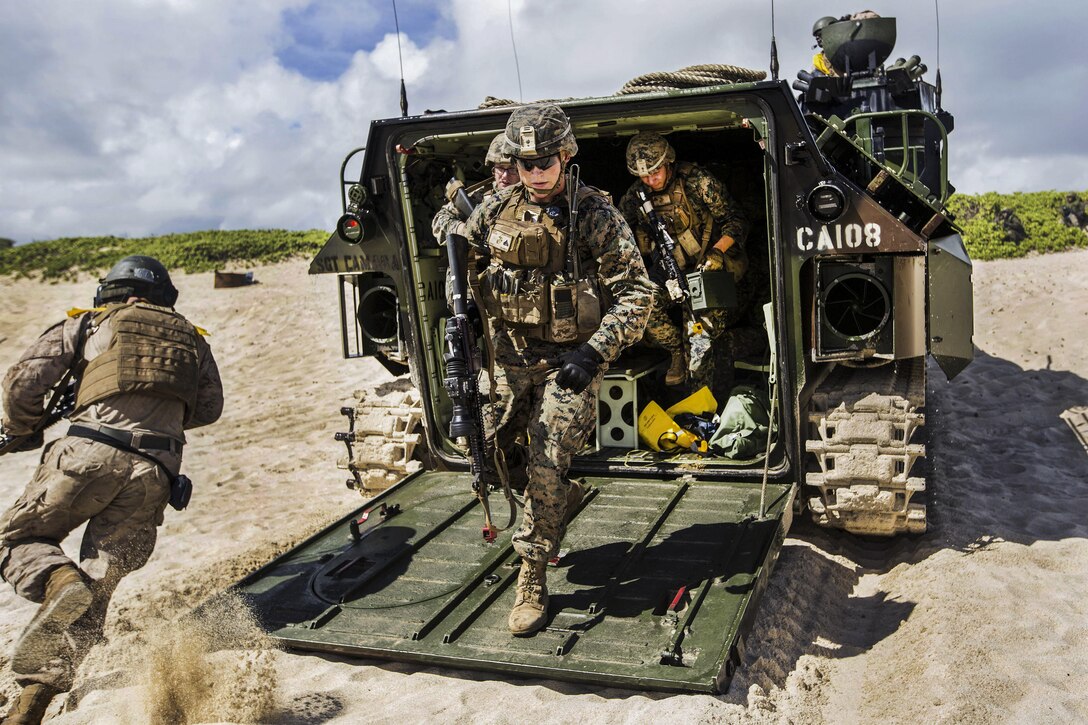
left=478, top=63, right=767, bottom=108
left=616, top=64, right=767, bottom=95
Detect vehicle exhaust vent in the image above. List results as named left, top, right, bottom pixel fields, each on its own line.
left=359, top=285, right=399, bottom=344
left=815, top=258, right=894, bottom=360
left=822, top=273, right=890, bottom=340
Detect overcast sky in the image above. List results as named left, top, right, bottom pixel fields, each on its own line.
left=1, top=0, right=1085, bottom=243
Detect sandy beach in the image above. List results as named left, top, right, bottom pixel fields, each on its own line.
left=1, top=249, right=1086, bottom=724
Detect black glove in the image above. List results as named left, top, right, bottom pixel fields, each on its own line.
left=555, top=344, right=604, bottom=394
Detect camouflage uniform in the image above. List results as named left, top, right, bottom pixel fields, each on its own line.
left=432, top=132, right=516, bottom=243
left=619, top=153, right=753, bottom=395
left=432, top=181, right=498, bottom=243
left=0, top=285, right=222, bottom=693
left=465, top=182, right=651, bottom=562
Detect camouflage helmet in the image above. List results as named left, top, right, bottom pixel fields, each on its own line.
left=485, top=132, right=512, bottom=166
left=625, top=132, right=675, bottom=177
left=502, top=103, right=578, bottom=159
left=95, top=254, right=178, bottom=307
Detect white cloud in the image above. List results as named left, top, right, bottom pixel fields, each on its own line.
left=0, top=0, right=1085, bottom=243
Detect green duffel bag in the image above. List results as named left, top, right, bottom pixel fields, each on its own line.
left=708, top=385, right=771, bottom=459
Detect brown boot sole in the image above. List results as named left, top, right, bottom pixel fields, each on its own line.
left=12, top=581, right=93, bottom=675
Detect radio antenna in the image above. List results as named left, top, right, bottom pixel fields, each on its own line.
left=392, top=0, right=408, bottom=116
left=507, top=0, right=524, bottom=102
left=934, top=0, right=943, bottom=108
left=769, top=0, right=780, bottom=81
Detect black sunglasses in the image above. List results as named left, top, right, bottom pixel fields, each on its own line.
left=516, top=154, right=559, bottom=172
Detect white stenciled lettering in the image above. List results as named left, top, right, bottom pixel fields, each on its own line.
left=797, top=222, right=883, bottom=252
left=796, top=227, right=814, bottom=251
left=864, top=222, right=881, bottom=247
left=845, top=223, right=862, bottom=248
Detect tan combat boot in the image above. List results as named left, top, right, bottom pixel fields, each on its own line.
left=508, top=559, right=548, bottom=636
left=665, top=351, right=685, bottom=386
left=1, top=683, right=60, bottom=725
left=12, top=565, right=92, bottom=675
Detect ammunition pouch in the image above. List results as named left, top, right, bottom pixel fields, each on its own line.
left=480, top=266, right=601, bottom=344
left=487, top=219, right=555, bottom=269
left=481, top=266, right=549, bottom=328
left=169, top=474, right=193, bottom=511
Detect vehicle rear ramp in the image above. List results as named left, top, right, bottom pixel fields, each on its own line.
left=232, top=472, right=793, bottom=694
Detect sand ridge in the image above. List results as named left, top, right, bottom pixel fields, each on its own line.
left=0, top=251, right=1086, bottom=723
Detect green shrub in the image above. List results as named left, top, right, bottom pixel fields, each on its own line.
left=0, top=229, right=328, bottom=280
left=948, top=190, right=1088, bottom=261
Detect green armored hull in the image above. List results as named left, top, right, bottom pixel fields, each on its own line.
left=237, top=13, right=972, bottom=694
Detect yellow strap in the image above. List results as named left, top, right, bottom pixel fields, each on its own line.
left=66, top=307, right=210, bottom=336
left=67, top=306, right=106, bottom=317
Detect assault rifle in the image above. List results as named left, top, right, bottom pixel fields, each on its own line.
left=1, top=313, right=90, bottom=457
left=0, top=378, right=77, bottom=456
left=452, top=186, right=475, bottom=221
left=636, top=188, right=690, bottom=305
left=442, top=231, right=495, bottom=541
left=636, top=188, right=706, bottom=336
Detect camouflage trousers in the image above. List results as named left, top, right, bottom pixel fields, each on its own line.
left=486, top=332, right=602, bottom=564
left=642, top=285, right=748, bottom=394
left=0, top=436, right=173, bottom=690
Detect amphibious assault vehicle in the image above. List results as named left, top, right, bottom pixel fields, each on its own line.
left=234, top=15, right=972, bottom=693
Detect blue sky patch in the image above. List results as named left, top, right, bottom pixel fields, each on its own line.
left=276, top=0, right=447, bottom=81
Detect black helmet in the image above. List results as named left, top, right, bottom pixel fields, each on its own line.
left=95, top=255, right=178, bottom=307
left=812, top=16, right=837, bottom=37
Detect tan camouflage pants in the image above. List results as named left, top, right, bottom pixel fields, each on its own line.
left=642, top=285, right=747, bottom=393
left=0, top=436, right=173, bottom=689
left=487, top=333, right=602, bottom=564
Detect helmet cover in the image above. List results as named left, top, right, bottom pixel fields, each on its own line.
left=502, top=103, right=578, bottom=159
left=625, top=132, right=675, bottom=177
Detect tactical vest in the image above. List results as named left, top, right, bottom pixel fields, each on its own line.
left=76, top=302, right=201, bottom=416
left=479, top=186, right=605, bottom=344
left=643, top=162, right=713, bottom=269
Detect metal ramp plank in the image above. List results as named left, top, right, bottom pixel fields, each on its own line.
left=233, top=473, right=793, bottom=693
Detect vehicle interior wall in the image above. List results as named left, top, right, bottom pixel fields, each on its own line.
left=404, top=124, right=784, bottom=475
